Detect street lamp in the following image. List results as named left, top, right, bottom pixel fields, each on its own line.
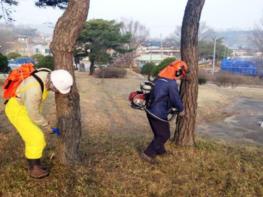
left=212, top=37, right=223, bottom=75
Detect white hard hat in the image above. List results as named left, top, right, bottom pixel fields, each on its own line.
left=50, top=69, right=73, bottom=94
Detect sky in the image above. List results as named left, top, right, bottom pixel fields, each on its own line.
left=10, top=0, right=263, bottom=38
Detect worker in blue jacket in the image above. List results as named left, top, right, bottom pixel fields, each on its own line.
left=141, top=60, right=188, bottom=163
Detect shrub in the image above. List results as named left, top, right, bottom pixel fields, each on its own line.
left=213, top=72, right=246, bottom=87
left=205, top=71, right=263, bottom=87
left=0, top=53, right=10, bottom=73
left=151, top=57, right=176, bottom=76
left=141, top=62, right=155, bottom=75
left=7, top=52, right=21, bottom=60
left=132, top=66, right=141, bottom=74
left=36, top=55, right=54, bottom=70
left=96, top=67, right=127, bottom=78
left=198, top=76, right=207, bottom=85
left=198, top=69, right=210, bottom=85
left=32, top=54, right=45, bottom=64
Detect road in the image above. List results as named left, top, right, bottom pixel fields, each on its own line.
left=198, top=98, right=263, bottom=145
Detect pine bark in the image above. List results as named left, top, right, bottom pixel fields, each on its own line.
left=89, top=59, right=95, bottom=75
left=174, top=0, right=205, bottom=146
left=50, top=0, right=90, bottom=164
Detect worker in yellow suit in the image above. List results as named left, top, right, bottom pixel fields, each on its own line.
left=5, top=69, right=73, bottom=179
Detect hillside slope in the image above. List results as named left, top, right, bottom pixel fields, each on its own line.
left=0, top=71, right=262, bottom=196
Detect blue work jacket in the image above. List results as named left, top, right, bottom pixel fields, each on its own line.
left=147, top=77, right=184, bottom=120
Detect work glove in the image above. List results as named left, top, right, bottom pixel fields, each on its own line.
left=51, top=127, right=61, bottom=136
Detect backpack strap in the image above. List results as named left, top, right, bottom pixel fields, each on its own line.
left=31, top=69, right=51, bottom=93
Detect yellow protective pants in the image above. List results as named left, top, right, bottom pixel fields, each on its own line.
left=5, top=98, right=46, bottom=159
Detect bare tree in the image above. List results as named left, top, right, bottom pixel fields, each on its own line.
left=198, top=22, right=215, bottom=41
left=0, top=0, right=17, bottom=21
left=0, top=0, right=17, bottom=52
left=163, top=26, right=181, bottom=48
left=250, top=17, right=263, bottom=54
left=174, top=0, right=206, bottom=146
left=120, top=18, right=149, bottom=49
left=112, top=19, right=149, bottom=68
left=164, top=21, right=214, bottom=48
left=50, top=0, right=89, bottom=164
left=0, top=26, right=15, bottom=53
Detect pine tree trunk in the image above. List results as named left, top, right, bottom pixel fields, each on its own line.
left=174, top=0, right=205, bottom=146
left=50, top=0, right=90, bottom=165
left=89, top=59, right=95, bottom=75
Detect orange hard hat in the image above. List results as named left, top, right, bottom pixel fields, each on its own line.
left=158, top=60, right=188, bottom=80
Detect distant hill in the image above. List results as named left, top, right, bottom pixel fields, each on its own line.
left=30, top=23, right=55, bottom=36
left=145, top=30, right=254, bottom=50
left=215, top=31, right=253, bottom=49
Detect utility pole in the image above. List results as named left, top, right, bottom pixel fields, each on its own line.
left=160, top=34, right=163, bottom=59
left=223, top=46, right=229, bottom=59
left=212, top=37, right=217, bottom=75
left=150, top=48, right=152, bottom=62
left=212, top=37, right=224, bottom=75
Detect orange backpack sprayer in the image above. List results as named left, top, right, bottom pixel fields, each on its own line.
left=2, top=63, right=50, bottom=104
left=2, top=63, right=35, bottom=100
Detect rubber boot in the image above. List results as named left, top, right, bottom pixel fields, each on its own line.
left=27, top=159, right=49, bottom=179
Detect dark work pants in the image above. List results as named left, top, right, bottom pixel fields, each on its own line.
left=144, top=113, right=170, bottom=158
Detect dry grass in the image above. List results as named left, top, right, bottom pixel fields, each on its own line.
left=0, top=132, right=262, bottom=196
left=0, top=71, right=263, bottom=196
left=198, top=69, right=263, bottom=87
left=95, top=67, right=127, bottom=78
